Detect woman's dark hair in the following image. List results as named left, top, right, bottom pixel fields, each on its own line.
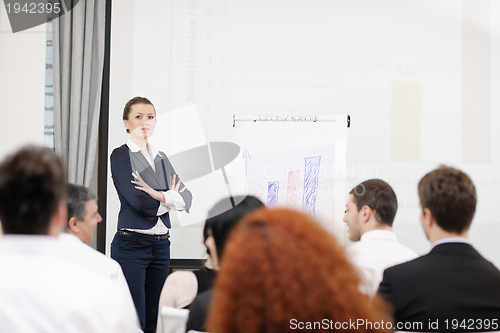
left=203, top=196, right=264, bottom=260
left=122, top=96, right=155, bottom=133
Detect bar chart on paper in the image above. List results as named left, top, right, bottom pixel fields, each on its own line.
left=231, top=117, right=347, bottom=234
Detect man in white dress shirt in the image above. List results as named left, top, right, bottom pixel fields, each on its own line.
left=0, top=146, right=141, bottom=333
left=343, top=179, right=417, bottom=296
left=61, top=183, right=136, bottom=305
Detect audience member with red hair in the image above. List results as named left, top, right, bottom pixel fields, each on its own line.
left=206, top=208, right=391, bottom=333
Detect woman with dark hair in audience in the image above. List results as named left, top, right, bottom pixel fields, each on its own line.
left=158, top=195, right=263, bottom=332
left=206, top=208, right=391, bottom=333
left=203, top=195, right=264, bottom=269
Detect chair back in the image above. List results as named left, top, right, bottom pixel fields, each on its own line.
left=160, top=306, right=190, bottom=333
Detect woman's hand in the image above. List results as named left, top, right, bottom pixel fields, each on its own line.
left=170, top=174, right=186, bottom=193
left=131, top=171, right=166, bottom=203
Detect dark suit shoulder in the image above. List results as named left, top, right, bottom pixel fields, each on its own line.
left=385, top=243, right=500, bottom=279
left=425, top=243, right=500, bottom=275
left=110, top=144, right=129, bottom=157
left=383, top=253, right=427, bottom=278
left=110, top=145, right=132, bottom=175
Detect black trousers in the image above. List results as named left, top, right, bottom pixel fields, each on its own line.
left=111, top=231, right=170, bottom=333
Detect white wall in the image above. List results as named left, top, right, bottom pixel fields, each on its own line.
left=0, top=5, right=46, bottom=161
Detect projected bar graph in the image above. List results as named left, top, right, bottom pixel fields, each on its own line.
left=303, top=157, right=321, bottom=215
left=267, top=181, right=279, bottom=208
left=462, top=0, right=491, bottom=163
left=286, top=171, right=299, bottom=208
left=391, top=81, right=421, bottom=162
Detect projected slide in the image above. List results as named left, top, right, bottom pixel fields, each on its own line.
left=109, top=0, right=500, bottom=264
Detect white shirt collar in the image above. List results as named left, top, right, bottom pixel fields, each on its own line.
left=126, top=137, right=160, bottom=158
left=59, top=232, right=82, bottom=243
left=432, top=237, right=470, bottom=249
left=360, top=229, right=397, bottom=242
left=0, top=234, right=61, bottom=254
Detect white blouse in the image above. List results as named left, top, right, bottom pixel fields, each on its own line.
left=125, top=138, right=187, bottom=235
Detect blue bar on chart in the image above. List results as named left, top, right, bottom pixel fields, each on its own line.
left=267, top=181, right=279, bottom=209
left=302, top=156, right=321, bottom=216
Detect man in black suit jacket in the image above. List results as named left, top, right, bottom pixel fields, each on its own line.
left=378, top=166, right=500, bottom=332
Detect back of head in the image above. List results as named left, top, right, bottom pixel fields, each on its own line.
left=66, top=183, right=97, bottom=224
left=350, top=179, right=398, bottom=226
left=207, top=208, right=389, bottom=333
left=418, top=165, right=476, bottom=233
left=204, top=195, right=264, bottom=259
left=0, top=146, right=66, bottom=235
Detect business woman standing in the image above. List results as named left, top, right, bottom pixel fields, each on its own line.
left=110, top=97, right=192, bottom=333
